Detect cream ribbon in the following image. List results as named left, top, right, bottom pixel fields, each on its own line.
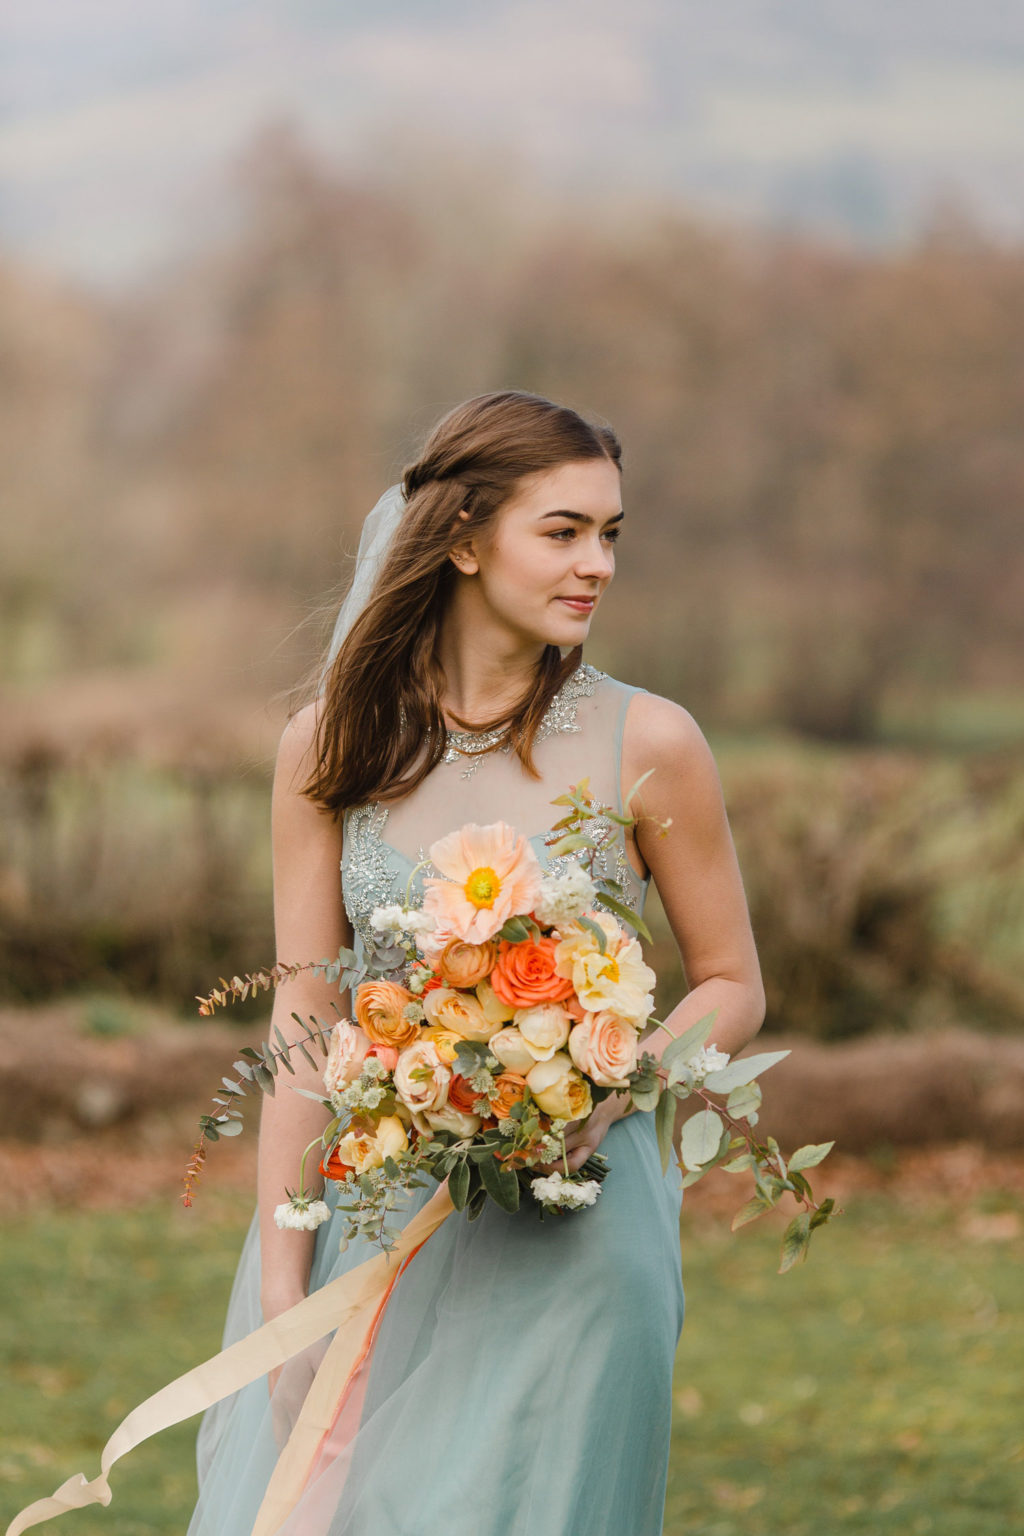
left=5, top=1185, right=455, bottom=1536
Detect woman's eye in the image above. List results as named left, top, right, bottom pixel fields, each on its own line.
left=548, top=526, right=622, bottom=543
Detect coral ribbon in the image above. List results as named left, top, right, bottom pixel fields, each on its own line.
left=5, top=1184, right=455, bottom=1536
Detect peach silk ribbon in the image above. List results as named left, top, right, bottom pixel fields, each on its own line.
left=5, top=1183, right=456, bottom=1536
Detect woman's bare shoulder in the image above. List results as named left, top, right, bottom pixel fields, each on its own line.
left=274, top=700, right=325, bottom=792
left=625, top=689, right=714, bottom=765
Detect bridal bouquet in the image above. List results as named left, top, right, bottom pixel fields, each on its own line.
left=189, top=781, right=837, bottom=1273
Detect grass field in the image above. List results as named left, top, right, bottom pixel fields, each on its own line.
left=0, top=1187, right=1020, bottom=1536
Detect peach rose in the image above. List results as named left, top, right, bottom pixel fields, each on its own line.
left=330, top=1114, right=408, bottom=1176
left=394, top=1039, right=451, bottom=1113
left=514, top=1002, right=572, bottom=1062
left=365, top=1043, right=399, bottom=1072
left=567, top=1011, right=639, bottom=1088
left=415, top=1103, right=482, bottom=1138
left=322, top=1020, right=371, bottom=1094
left=488, top=1026, right=537, bottom=1075
left=489, top=1071, right=528, bottom=1119
left=354, top=980, right=421, bottom=1049
left=525, top=1052, right=593, bottom=1122
left=437, top=939, right=498, bottom=989
left=423, top=986, right=500, bottom=1042
left=490, top=937, right=575, bottom=1010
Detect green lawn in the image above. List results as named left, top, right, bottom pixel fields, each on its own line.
left=0, top=1191, right=1020, bottom=1535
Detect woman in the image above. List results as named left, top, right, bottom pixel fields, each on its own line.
left=189, top=389, right=766, bottom=1535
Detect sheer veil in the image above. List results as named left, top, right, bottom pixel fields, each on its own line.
left=321, top=483, right=406, bottom=683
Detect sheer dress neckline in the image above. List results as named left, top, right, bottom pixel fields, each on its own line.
left=341, top=663, right=649, bottom=956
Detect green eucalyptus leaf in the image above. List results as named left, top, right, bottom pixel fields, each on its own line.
left=660, top=1011, right=719, bottom=1074
left=577, top=915, right=608, bottom=953
left=594, top=891, right=652, bottom=942
left=731, top=1196, right=769, bottom=1231
left=548, top=832, right=597, bottom=857
left=680, top=1108, right=724, bottom=1171
left=478, top=1151, right=521, bottom=1212
left=809, top=1197, right=836, bottom=1231
left=779, top=1211, right=812, bottom=1273
left=273, top=1026, right=296, bottom=1072
left=703, top=1050, right=790, bottom=1095
left=725, top=1081, right=762, bottom=1118
left=449, top=1159, right=471, bottom=1211
left=499, top=916, right=533, bottom=943
left=788, top=1141, right=835, bottom=1172
left=655, top=1088, right=676, bottom=1175
left=679, top=1166, right=707, bottom=1188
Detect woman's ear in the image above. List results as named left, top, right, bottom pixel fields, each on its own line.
left=449, top=509, right=480, bottom=574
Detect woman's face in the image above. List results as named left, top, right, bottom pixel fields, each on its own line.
left=455, top=457, right=623, bottom=650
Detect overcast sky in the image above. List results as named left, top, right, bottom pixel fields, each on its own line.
left=3, top=0, right=1024, bottom=288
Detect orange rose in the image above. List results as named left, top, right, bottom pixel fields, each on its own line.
left=437, top=939, right=498, bottom=989
left=448, top=1073, right=484, bottom=1113
left=490, top=937, right=575, bottom=1010
left=320, top=1146, right=354, bottom=1181
left=489, top=1071, right=528, bottom=1119
left=354, top=979, right=420, bottom=1049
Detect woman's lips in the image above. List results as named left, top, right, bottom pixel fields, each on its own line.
left=558, top=596, right=596, bottom=613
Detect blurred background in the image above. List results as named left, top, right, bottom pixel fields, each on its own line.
left=1, top=5, right=1022, bottom=1534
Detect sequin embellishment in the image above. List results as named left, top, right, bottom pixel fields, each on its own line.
left=341, top=664, right=642, bottom=950
left=442, top=662, right=603, bottom=778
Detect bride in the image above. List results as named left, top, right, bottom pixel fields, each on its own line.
left=4, top=388, right=765, bottom=1536
left=184, top=390, right=766, bottom=1535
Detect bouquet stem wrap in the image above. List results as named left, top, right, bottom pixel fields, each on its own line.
left=4, top=1184, right=456, bottom=1536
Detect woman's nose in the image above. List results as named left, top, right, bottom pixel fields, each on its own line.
left=575, top=536, right=615, bottom=580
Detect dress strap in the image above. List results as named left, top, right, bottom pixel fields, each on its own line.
left=613, top=679, right=648, bottom=816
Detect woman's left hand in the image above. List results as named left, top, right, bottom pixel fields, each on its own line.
left=534, top=1091, right=634, bottom=1175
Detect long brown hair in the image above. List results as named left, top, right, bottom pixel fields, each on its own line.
left=303, top=390, right=622, bottom=816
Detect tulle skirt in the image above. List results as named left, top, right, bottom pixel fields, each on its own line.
left=188, top=1109, right=685, bottom=1536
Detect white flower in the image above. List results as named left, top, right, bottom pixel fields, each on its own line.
left=273, top=1198, right=331, bottom=1231
left=533, top=865, right=598, bottom=926
left=529, top=1171, right=602, bottom=1210
left=370, top=904, right=407, bottom=935
left=688, top=1044, right=731, bottom=1083
left=369, top=904, right=437, bottom=939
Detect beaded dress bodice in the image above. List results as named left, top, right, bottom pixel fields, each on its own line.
left=340, top=663, right=650, bottom=957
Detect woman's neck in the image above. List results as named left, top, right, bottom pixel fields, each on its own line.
left=435, top=612, right=548, bottom=729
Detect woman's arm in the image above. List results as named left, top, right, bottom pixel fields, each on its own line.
left=558, top=692, right=765, bottom=1172
left=258, top=703, right=354, bottom=1321
left=624, top=692, right=766, bottom=1062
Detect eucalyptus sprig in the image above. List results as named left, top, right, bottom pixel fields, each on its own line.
left=631, top=1007, right=841, bottom=1273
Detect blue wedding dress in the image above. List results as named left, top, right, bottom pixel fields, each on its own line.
left=187, top=663, right=685, bottom=1536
